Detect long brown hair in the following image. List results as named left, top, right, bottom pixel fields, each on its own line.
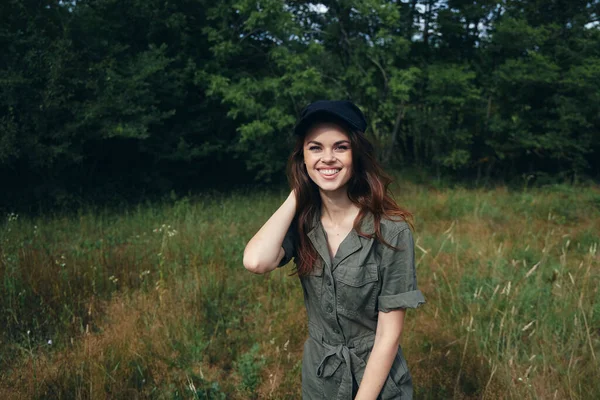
left=287, top=117, right=413, bottom=276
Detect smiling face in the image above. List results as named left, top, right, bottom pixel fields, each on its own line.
left=303, top=122, right=353, bottom=194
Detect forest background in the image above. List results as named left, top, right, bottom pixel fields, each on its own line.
left=1, top=0, right=600, bottom=209
left=1, top=1, right=600, bottom=399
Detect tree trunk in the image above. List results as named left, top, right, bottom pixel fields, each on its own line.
left=383, top=103, right=406, bottom=164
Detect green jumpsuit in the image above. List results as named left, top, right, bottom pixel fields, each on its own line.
left=279, top=213, right=425, bottom=399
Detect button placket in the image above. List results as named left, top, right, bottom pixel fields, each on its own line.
left=323, top=269, right=335, bottom=314
left=323, top=265, right=344, bottom=339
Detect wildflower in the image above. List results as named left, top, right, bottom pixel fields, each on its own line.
left=153, top=224, right=177, bottom=237
left=47, top=339, right=52, bottom=345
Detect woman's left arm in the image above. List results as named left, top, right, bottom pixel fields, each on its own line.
left=355, top=225, right=425, bottom=399
left=354, top=309, right=405, bottom=400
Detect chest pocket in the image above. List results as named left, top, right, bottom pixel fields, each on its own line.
left=301, top=261, right=324, bottom=301
left=334, top=263, right=379, bottom=317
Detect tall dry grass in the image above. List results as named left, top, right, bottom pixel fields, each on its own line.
left=0, top=183, right=599, bottom=399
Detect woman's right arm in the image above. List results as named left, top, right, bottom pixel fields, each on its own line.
left=243, top=191, right=296, bottom=274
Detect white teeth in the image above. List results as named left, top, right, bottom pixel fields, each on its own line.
left=320, top=169, right=340, bottom=175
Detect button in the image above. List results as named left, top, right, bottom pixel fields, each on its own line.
left=327, top=305, right=333, bottom=313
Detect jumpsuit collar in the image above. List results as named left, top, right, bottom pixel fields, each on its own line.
left=306, top=209, right=376, bottom=271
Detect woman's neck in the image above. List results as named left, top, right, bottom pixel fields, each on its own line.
left=319, top=188, right=359, bottom=226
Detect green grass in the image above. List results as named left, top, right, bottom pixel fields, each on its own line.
left=1, top=183, right=599, bottom=399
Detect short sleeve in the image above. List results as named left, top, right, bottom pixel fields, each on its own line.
left=277, top=222, right=296, bottom=267
left=377, top=227, right=425, bottom=312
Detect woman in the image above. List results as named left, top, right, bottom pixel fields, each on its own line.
left=243, top=100, right=425, bottom=399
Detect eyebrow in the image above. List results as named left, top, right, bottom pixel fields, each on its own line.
left=306, top=140, right=351, bottom=146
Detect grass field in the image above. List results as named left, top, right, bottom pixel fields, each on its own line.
left=1, top=182, right=599, bottom=399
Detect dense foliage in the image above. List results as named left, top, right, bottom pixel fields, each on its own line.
left=1, top=0, right=599, bottom=208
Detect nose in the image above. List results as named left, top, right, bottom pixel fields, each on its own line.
left=321, top=149, right=336, bottom=163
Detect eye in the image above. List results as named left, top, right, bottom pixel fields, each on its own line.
left=308, top=145, right=321, bottom=151
left=335, top=145, right=350, bottom=151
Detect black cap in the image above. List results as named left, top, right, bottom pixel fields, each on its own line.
left=294, top=100, right=367, bottom=136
